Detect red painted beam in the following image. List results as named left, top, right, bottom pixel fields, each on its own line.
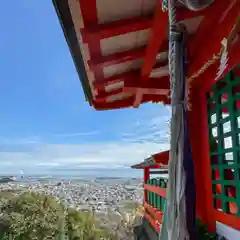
left=96, top=88, right=125, bottom=102
left=140, top=8, right=168, bottom=81
left=132, top=74, right=170, bottom=108
left=92, top=94, right=170, bottom=110
left=144, top=212, right=161, bottom=233
left=144, top=202, right=163, bottom=223
left=133, top=6, right=168, bottom=108
left=81, top=7, right=205, bottom=42
left=214, top=210, right=240, bottom=230
left=194, top=36, right=240, bottom=91
left=96, top=85, right=169, bottom=103
left=81, top=15, right=153, bottom=42
left=93, top=96, right=135, bottom=110
left=188, top=1, right=240, bottom=83
left=134, top=3, right=232, bottom=107
left=88, top=39, right=169, bottom=69
left=79, top=0, right=104, bottom=81
left=139, top=6, right=207, bottom=82
left=93, top=71, right=138, bottom=90
left=137, top=94, right=171, bottom=105
left=153, top=150, right=169, bottom=165
left=131, top=62, right=170, bottom=108
left=88, top=47, right=146, bottom=69
left=189, top=1, right=237, bottom=63
left=79, top=0, right=97, bottom=25
left=139, top=78, right=170, bottom=89
left=95, top=74, right=170, bottom=94
left=93, top=66, right=170, bottom=91
left=131, top=75, right=170, bottom=89
left=133, top=91, right=143, bottom=108
left=144, top=184, right=167, bottom=198
left=124, top=87, right=169, bottom=95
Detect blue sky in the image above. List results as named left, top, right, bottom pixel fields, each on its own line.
left=0, top=1, right=170, bottom=174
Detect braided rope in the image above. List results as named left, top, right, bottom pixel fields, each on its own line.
left=168, top=0, right=177, bottom=100
left=165, top=1, right=190, bottom=240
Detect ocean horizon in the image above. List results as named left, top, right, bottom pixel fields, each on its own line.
left=0, top=167, right=142, bottom=180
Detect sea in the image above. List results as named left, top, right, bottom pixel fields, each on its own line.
left=0, top=168, right=142, bottom=183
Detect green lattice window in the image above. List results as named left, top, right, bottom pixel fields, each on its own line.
left=207, top=66, right=240, bottom=216
left=147, top=177, right=167, bottom=212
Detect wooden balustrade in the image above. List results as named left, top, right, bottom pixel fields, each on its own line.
left=143, top=178, right=168, bottom=234
left=144, top=184, right=167, bottom=198
left=144, top=211, right=161, bottom=233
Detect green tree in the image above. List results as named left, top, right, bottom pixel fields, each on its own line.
left=0, top=192, right=111, bottom=240
left=0, top=192, right=65, bottom=239
left=66, top=208, right=108, bottom=240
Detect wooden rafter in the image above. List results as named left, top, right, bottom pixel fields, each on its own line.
left=88, top=39, right=169, bottom=69
left=95, top=76, right=170, bottom=102
left=88, top=47, right=146, bottom=69
left=93, top=71, right=138, bottom=90
left=93, top=60, right=168, bottom=91
left=81, top=15, right=153, bottom=42
left=140, top=7, right=168, bottom=82
left=66, top=0, right=240, bottom=110
left=79, top=0, right=104, bottom=82
left=92, top=94, right=170, bottom=110
left=133, top=6, right=168, bottom=107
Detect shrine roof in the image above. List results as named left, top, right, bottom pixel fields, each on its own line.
left=131, top=150, right=169, bottom=169
left=53, top=0, right=239, bottom=110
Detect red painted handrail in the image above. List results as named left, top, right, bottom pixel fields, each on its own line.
left=214, top=210, right=240, bottom=230
left=144, top=212, right=161, bottom=233
left=144, top=202, right=163, bottom=223
left=144, top=184, right=167, bottom=197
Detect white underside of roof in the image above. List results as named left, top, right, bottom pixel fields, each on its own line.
left=67, top=0, right=206, bottom=103
left=150, top=65, right=169, bottom=78
left=104, top=81, right=125, bottom=92
left=156, top=51, right=168, bottom=62
left=107, top=92, right=133, bottom=102
left=103, top=59, right=143, bottom=78
left=100, top=29, right=150, bottom=56
left=96, top=0, right=157, bottom=24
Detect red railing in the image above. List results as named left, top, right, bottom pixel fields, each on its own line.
left=144, top=181, right=167, bottom=233
left=145, top=210, right=161, bottom=233
left=144, top=184, right=166, bottom=198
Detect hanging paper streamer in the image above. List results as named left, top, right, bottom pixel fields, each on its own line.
left=216, top=38, right=229, bottom=81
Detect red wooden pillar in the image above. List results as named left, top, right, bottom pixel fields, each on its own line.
left=189, top=84, right=216, bottom=232
left=188, top=90, right=204, bottom=220
left=144, top=168, right=150, bottom=202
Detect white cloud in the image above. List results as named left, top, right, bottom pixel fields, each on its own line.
left=50, top=131, right=99, bottom=138
left=0, top=141, right=169, bottom=170
left=0, top=136, right=40, bottom=145
left=36, top=162, right=60, bottom=167
left=0, top=105, right=171, bottom=172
